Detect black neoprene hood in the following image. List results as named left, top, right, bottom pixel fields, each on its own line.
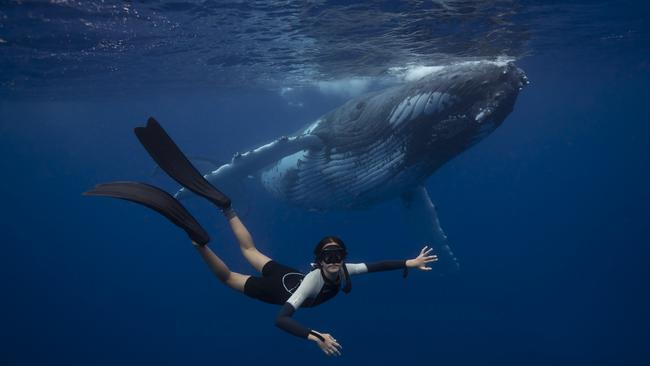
left=313, top=236, right=348, bottom=262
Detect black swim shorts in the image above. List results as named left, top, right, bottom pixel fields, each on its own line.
left=243, top=261, right=305, bottom=305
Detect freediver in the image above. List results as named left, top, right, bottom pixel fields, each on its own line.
left=84, top=118, right=439, bottom=356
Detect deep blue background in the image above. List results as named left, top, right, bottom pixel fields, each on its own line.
left=1, top=40, right=649, bottom=366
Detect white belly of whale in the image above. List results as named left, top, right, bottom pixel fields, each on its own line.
left=260, top=135, right=412, bottom=209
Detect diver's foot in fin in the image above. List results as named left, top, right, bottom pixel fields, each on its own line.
left=134, top=117, right=232, bottom=210
left=83, top=181, right=210, bottom=246
left=222, top=206, right=238, bottom=220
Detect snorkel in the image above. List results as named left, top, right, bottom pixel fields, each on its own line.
left=313, top=236, right=352, bottom=294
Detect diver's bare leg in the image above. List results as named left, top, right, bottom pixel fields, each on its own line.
left=227, top=215, right=272, bottom=273
left=193, top=243, right=250, bottom=292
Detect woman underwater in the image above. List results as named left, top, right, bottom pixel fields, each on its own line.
left=85, top=118, right=438, bottom=356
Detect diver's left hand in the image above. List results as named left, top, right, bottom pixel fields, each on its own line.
left=406, top=246, right=438, bottom=271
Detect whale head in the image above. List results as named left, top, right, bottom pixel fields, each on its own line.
left=390, top=60, right=528, bottom=169
left=442, top=60, right=528, bottom=130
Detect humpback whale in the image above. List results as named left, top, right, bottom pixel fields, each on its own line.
left=177, top=60, right=528, bottom=271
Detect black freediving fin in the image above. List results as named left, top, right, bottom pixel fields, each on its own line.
left=150, top=156, right=222, bottom=178
left=83, top=181, right=210, bottom=245
left=134, top=117, right=231, bottom=209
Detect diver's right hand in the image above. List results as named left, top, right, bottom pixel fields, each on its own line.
left=312, top=331, right=342, bottom=356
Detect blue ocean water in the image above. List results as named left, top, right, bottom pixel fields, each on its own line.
left=1, top=1, right=649, bottom=365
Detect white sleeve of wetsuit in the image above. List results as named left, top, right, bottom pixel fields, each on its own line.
left=286, top=270, right=322, bottom=309
left=344, top=262, right=369, bottom=275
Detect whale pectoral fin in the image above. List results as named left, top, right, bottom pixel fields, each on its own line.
left=400, top=186, right=460, bottom=274
left=175, top=134, right=324, bottom=199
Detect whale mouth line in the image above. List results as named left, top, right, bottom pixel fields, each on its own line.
left=473, top=87, right=518, bottom=125
left=474, top=107, right=494, bottom=123
left=446, top=113, right=469, bottom=121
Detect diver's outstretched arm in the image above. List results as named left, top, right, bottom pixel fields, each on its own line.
left=405, top=245, right=438, bottom=271
left=275, top=303, right=342, bottom=356
left=341, top=246, right=438, bottom=281
left=310, top=331, right=342, bottom=357
left=348, top=245, right=438, bottom=275
left=223, top=209, right=272, bottom=274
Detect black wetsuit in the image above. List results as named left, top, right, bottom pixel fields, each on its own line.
left=243, top=260, right=407, bottom=340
